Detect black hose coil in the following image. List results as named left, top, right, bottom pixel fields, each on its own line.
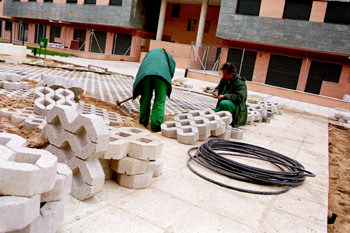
left=187, top=139, right=316, bottom=195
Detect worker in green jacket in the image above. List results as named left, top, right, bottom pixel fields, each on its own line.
left=132, top=48, right=176, bottom=132
left=213, top=62, right=248, bottom=127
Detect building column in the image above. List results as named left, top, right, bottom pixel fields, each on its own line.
left=85, top=29, right=91, bottom=52
left=195, top=0, right=208, bottom=47
left=252, top=52, right=270, bottom=84
left=105, top=32, right=114, bottom=55
left=156, top=0, right=167, bottom=41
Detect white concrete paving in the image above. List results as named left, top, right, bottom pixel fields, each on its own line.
left=33, top=55, right=331, bottom=233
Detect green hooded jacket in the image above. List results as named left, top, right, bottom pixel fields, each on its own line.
left=214, top=74, right=248, bottom=127
left=132, top=48, right=176, bottom=99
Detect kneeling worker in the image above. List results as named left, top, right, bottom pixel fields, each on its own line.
left=212, top=62, right=248, bottom=127
left=132, top=48, right=176, bottom=132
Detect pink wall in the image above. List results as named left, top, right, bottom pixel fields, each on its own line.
left=105, top=32, right=114, bottom=55
left=130, top=34, right=142, bottom=59
left=259, top=0, right=285, bottom=18
left=219, top=47, right=229, bottom=70
left=309, top=1, right=327, bottom=23
left=252, top=52, right=270, bottom=84
left=97, top=0, right=109, bottom=6
left=320, top=65, right=350, bottom=99
left=296, top=59, right=311, bottom=91
left=46, top=25, right=50, bottom=40
left=37, top=0, right=44, bottom=3
left=64, top=27, right=74, bottom=48
left=53, top=0, right=66, bottom=3
left=28, top=23, right=36, bottom=43
left=77, top=0, right=84, bottom=4
left=85, top=29, right=91, bottom=52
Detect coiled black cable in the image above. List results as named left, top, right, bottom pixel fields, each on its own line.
left=187, top=138, right=316, bottom=195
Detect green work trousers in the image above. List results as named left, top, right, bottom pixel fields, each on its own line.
left=139, top=76, right=168, bottom=132
left=214, top=100, right=236, bottom=125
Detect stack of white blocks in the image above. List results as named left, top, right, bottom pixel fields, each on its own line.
left=333, top=109, right=350, bottom=123
left=246, top=101, right=282, bottom=124
left=34, top=86, right=77, bottom=116
left=0, top=72, right=28, bottom=90
left=0, top=107, right=47, bottom=131
left=161, top=109, right=235, bottom=144
left=101, top=127, right=163, bottom=189
left=44, top=105, right=110, bottom=200
left=0, top=133, right=72, bottom=233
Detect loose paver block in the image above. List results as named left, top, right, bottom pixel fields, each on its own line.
left=148, top=160, right=163, bottom=177
left=116, top=167, right=153, bottom=189
left=111, top=157, right=148, bottom=175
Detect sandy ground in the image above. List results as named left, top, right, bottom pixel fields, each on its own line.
left=328, top=124, right=350, bottom=233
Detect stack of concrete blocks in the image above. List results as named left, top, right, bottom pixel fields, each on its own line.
left=161, top=109, right=233, bottom=144
left=0, top=133, right=72, bottom=233
left=43, top=105, right=109, bottom=200
left=246, top=101, right=282, bottom=125
left=0, top=88, right=34, bottom=99
left=101, top=127, right=163, bottom=189
left=333, top=109, right=350, bottom=123
left=0, top=72, right=28, bottom=90
left=34, top=86, right=77, bottom=116
left=77, top=103, right=124, bottom=126
left=0, top=107, right=47, bottom=132
left=226, top=125, right=244, bottom=140
left=173, top=77, right=194, bottom=89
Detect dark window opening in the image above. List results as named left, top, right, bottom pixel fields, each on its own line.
left=28, top=0, right=37, bottom=1
left=18, top=23, right=29, bottom=42
left=227, top=48, right=257, bottom=81
left=67, top=0, right=77, bottom=3
left=204, top=21, right=210, bottom=33
left=113, top=33, right=132, bottom=56
left=85, top=0, right=96, bottom=4
left=90, top=31, right=106, bottom=53
left=266, top=55, right=302, bottom=90
left=171, top=4, right=181, bottom=18
left=324, top=2, right=350, bottom=25
left=0, top=21, right=2, bottom=38
left=187, top=19, right=197, bottom=32
left=283, top=0, right=313, bottom=20
left=73, top=29, right=86, bottom=50
left=44, top=0, right=53, bottom=2
left=50, top=26, right=61, bottom=43
left=236, top=0, right=261, bottom=16
left=305, top=61, right=342, bottom=94
left=35, top=25, right=46, bottom=44
left=5, top=21, right=12, bottom=31
left=110, top=0, right=122, bottom=6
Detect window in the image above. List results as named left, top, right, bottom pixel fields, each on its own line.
left=204, top=21, right=210, bottom=33
left=113, top=33, right=132, bottom=56
left=18, top=23, right=29, bottom=42
left=171, top=4, right=180, bottom=18
left=35, top=25, right=46, bottom=44
left=50, top=26, right=61, bottom=43
left=236, top=0, right=261, bottom=16
left=90, top=31, right=106, bottom=53
left=305, top=61, right=342, bottom=94
left=5, top=21, right=12, bottom=31
left=67, top=0, right=77, bottom=3
left=227, top=48, right=257, bottom=81
left=44, top=0, right=53, bottom=2
left=266, top=55, right=302, bottom=90
left=324, top=2, right=350, bottom=25
left=85, top=0, right=96, bottom=4
left=187, top=19, right=197, bottom=32
left=28, top=0, right=37, bottom=1
left=110, top=0, right=122, bottom=6
left=0, top=21, right=2, bottom=38
left=283, top=0, right=312, bottom=20
left=73, top=29, right=86, bottom=50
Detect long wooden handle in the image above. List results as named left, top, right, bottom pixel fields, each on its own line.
left=117, top=97, right=133, bottom=105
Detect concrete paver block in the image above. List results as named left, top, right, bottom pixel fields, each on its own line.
left=116, top=167, right=153, bottom=189
left=161, top=121, right=180, bottom=138
left=148, top=160, right=163, bottom=177
left=216, top=125, right=231, bottom=139
left=0, top=132, right=27, bottom=148
left=174, top=113, right=192, bottom=122
left=128, top=137, right=163, bottom=161
left=231, top=128, right=244, bottom=140
left=99, top=158, right=113, bottom=180
left=0, top=108, right=16, bottom=118
left=177, top=126, right=199, bottom=145
left=215, top=111, right=232, bottom=125
left=29, top=200, right=65, bottom=233
left=200, top=114, right=221, bottom=130
left=111, top=157, right=148, bottom=175
left=24, top=115, right=46, bottom=131
left=189, top=117, right=210, bottom=141
left=41, top=163, right=72, bottom=202
left=0, top=195, right=40, bottom=232
left=104, top=136, right=129, bottom=160
left=210, top=121, right=226, bottom=136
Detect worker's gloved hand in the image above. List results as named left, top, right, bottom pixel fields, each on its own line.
left=212, top=91, right=218, bottom=98
left=217, top=95, right=225, bottom=100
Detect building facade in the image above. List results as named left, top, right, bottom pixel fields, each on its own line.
left=1, top=0, right=349, bottom=99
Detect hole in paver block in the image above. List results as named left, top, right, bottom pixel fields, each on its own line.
left=217, top=112, right=225, bottom=117
left=118, top=132, right=132, bottom=138
left=62, top=90, right=70, bottom=97
left=61, top=142, right=75, bottom=161
left=41, top=88, right=50, bottom=95
left=137, top=138, right=152, bottom=143
left=72, top=167, right=84, bottom=188
left=53, top=95, right=60, bottom=102
left=42, top=100, right=52, bottom=107
left=62, top=101, right=72, bottom=107
left=180, top=121, right=190, bottom=126
left=194, top=119, right=204, bottom=124
left=128, top=128, right=142, bottom=134
left=15, top=153, right=40, bottom=165
left=207, top=116, right=215, bottom=121
left=183, top=128, right=193, bottom=133
left=203, top=110, right=212, bottom=115
left=96, top=112, right=104, bottom=116
left=75, top=126, right=89, bottom=149
left=178, top=115, right=188, bottom=120
left=0, top=138, right=11, bottom=146
left=110, top=137, right=119, bottom=142
left=83, top=110, right=90, bottom=114
left=166, top=122, right=176, bottom=128
left=37, top=115, right=45, bottom=119
left=19, top=113, right=30, bottom=117
left=32, top=119, right=42, bottom=123
left=191, top=112, right=200, bottom=117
